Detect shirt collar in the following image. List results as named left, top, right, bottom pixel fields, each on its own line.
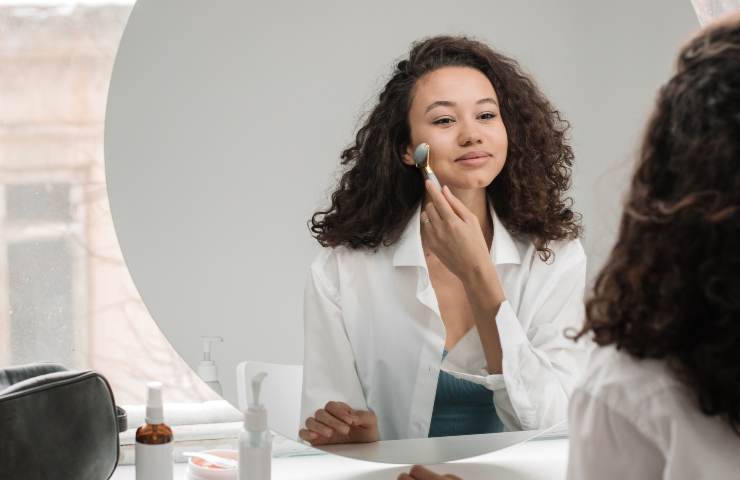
left=491, top=204, right=521, bottom=266
left=392, top=199, right=522, bottom=268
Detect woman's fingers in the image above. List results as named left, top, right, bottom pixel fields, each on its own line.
left=324, top=400, right=357, bottom=426
left=298, top=428, right=318, bottom=443
left=423, top=201, right=442, bottom=230
left=352, top=408, right=377, bottom=428
left=425, top=180, right=457, bottom=222
left=305, top=416, right=335, bottom=438
left=315, top=408, right=351, bottom=435
left=300, top=403, right=379, bottom=445
left=408, top=465, right=439, bottom=479
left=442, top=185, right=473, bottom=222
left=301, top=402, right=358, bottom=437
left=402, top=465, right=460, bottom=479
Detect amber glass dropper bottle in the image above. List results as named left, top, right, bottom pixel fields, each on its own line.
left=135, top=381, right=173, bottom=480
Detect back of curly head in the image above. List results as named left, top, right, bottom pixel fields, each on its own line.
left=574, top=19, right=740, bottom=434
left=309, top=35, right=581, bottom=260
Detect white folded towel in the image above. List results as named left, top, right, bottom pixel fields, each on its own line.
left=117, top=400, right=322, bottom=465
left=121, top=400, right=242, bottom=429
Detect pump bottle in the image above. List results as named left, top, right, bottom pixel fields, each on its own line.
left=197, top=336, right=223, bottom=395
left=238, top=372, right=271, bottom=480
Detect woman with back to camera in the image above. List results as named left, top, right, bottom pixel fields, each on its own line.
left=299, top=35, right=586, bottom=445
left=401, top=12, right=740, bottom=480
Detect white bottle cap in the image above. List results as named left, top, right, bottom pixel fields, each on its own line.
left=145, top=381, right=164, bottom=425
left=244, top=372, right=267, bottom=432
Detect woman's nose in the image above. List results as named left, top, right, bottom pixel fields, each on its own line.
left=457, top=119, right=483, bottom=145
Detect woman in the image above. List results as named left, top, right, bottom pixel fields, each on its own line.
left=400, top=12, right=740, bottom=480
left=565, top=12, right=740, bottom=479
left=300, top=35, right=585, bottom=445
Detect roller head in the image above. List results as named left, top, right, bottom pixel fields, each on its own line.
left=412, top=142, right=430, bottom=167
left=411, top=142, right=441, bottom=191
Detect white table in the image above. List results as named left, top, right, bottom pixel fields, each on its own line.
left=111, top=437, right=568, bottom=480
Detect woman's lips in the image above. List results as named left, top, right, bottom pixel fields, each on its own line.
left=455, top=153, right=491, bottom=166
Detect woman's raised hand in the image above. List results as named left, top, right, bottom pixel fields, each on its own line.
left=298, top=401, right=379, bottom=446
left=421, top=181, right=491, bottom=283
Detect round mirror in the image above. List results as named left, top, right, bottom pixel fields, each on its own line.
left=104, top=0, right=697, bottom=464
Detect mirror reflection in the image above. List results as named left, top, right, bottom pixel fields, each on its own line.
left=104, top=0, right=698, bottom=464
left=299, top=35, right=586, bottom=444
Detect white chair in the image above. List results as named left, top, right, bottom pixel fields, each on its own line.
left=236, top=361, right=303, bottom=440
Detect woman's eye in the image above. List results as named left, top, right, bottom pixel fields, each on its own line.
left=479, top=112, right=497, bottom=120
left=433, top=117, right=454, bottom=125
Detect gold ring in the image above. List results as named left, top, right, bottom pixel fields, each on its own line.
left=421, top=217, right=432, bottom=225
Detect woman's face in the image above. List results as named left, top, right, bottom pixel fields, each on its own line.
left=403, top=66, right=508, bottom=191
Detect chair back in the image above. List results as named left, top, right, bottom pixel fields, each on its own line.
left=236, top=361, right=303, bottom=439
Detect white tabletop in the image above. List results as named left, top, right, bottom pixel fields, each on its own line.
left=111, top=437, right=568, bottom=480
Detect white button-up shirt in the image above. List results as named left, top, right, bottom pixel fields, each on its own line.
left=301, top=202, right=587, bottom=440
left=567, top=345, right=740, bottom=479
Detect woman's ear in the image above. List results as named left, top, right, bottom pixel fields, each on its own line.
left=401, top=144, right=415, bottom=167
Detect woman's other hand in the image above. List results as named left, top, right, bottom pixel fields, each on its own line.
left=298, top=400, right=379, bottom=445
left=398, top=465, right=463, bottom=480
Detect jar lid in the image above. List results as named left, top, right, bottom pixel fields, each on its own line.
left=185, top=449, right=237, bottom=480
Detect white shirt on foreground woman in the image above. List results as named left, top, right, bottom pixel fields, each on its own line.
left=568, top=345, right=740, bottom=479
left=301, top=201, right=587, bottom=440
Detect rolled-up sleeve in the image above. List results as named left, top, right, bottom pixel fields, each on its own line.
left=499, top=240, right=588, bottom=429
left=447, top=240, right=588, bottom=430
left=300, top=251, right=368, bottom=429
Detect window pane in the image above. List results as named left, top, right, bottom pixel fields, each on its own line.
left=8, top=237, right=75, bottom=366
left=5, top=183, right=73, bottom=222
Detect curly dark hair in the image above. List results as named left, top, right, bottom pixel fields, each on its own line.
left=309, top=35, right=581, bottom=260
left=574, top=20, right=740, bottom=434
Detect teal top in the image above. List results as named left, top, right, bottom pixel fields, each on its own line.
left=428, top=350, right=504, bottom=437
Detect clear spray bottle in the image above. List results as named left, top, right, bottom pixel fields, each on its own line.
left=238, top=372, right=271, bottom=480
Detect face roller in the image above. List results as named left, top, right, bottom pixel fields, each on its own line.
left=412, top=142, right=442, bottom=191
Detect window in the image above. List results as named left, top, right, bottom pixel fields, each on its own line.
left=0, top=1, right=219, bottom=406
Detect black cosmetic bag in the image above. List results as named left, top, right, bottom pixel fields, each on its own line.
left=0, top=363, right=127, bottom=480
